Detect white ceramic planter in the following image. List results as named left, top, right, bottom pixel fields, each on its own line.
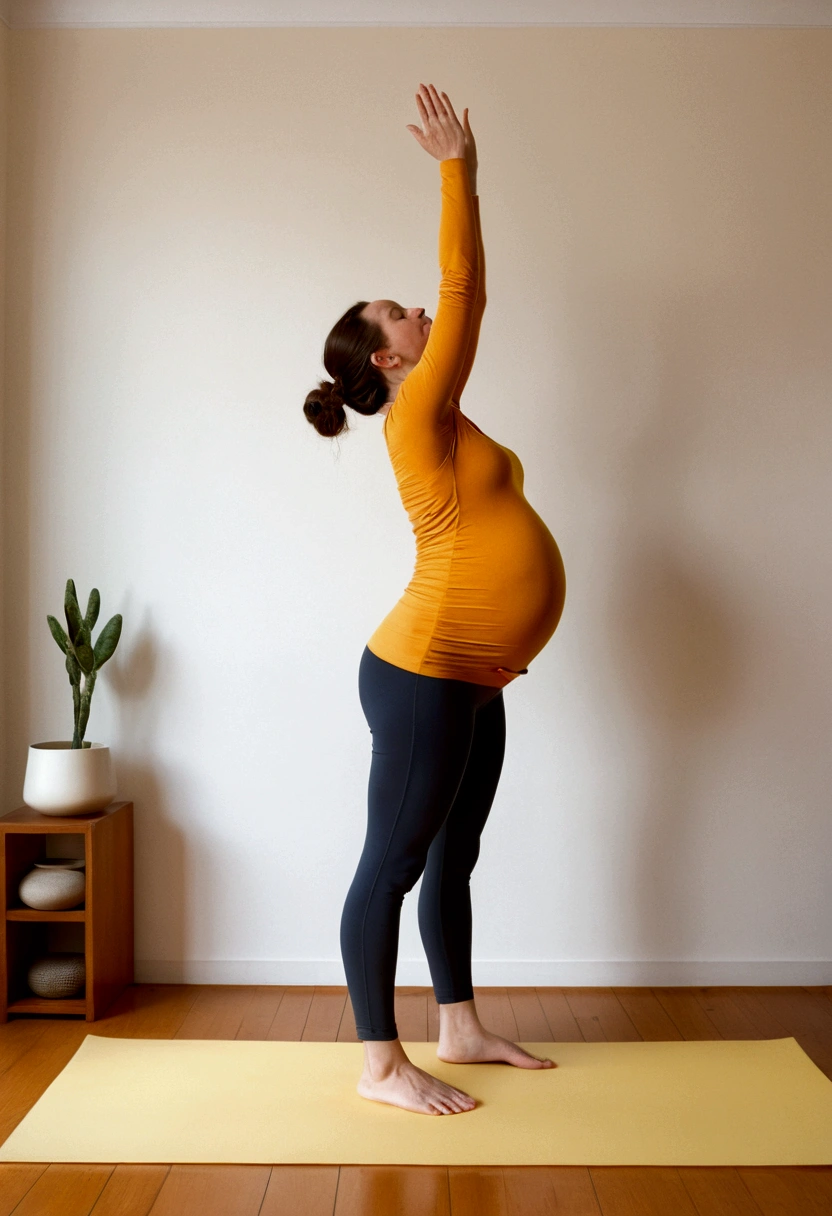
left=23, top=741, right=117, bottom=816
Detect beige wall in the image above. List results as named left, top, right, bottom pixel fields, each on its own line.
left=3, top=26, right=830, bottom=985
left=0, top=18, right=7, bottom=816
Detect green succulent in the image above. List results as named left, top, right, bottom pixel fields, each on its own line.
left=46, top=579, right=123, bottom=749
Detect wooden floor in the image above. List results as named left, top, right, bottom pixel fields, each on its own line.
left=0, top=985, right=831, bottom=1215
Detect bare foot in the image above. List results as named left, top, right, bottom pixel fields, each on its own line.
left=437, top=1029, right=557, bottom=1069
left=357, top=1059, right=477, bottom=1115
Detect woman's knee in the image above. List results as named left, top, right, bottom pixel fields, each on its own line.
left=382, top=847, right=433, bottom=897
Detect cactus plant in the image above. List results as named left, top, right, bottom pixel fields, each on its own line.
left=46, top=579, right=123, bottom=750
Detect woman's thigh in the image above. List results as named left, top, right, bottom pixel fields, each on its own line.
left=433, top=687, right=506, bottom=870
left=357, top=646, right=493, bottom=890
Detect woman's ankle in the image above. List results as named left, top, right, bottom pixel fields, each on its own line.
left=362, top=1036, right=408, bottom=1079
left=438, top=997, right=482, bottom=1037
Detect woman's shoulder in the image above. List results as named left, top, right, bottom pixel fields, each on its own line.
left=384, top=397, right=460, bottom=429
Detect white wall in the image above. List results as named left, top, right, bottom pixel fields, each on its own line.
left=3, top=20, right=831, bottom=985
left=0, top=16, right=7, bottom=821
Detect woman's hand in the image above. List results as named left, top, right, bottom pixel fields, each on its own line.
left=406, top=83, right=466, bottom=162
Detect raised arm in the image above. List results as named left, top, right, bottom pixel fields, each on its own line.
left=451, top=192, right=486, bottom=405
left=390, top=156, right=479, bottom=431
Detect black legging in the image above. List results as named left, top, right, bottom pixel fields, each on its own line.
left=340, top=644, right=507, bottom=1041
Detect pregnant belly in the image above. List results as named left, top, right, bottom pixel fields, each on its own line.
left=438, top=501, right=567, bottom=664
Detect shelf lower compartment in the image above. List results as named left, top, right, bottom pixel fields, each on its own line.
left=6, top=995, right=87, bottom=1016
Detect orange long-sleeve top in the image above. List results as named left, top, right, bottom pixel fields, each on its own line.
left=366, top=157, right=566, bottom=690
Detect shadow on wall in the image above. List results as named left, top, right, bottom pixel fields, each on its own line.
left=567, top=277, right=751, bottom=961
left=615, top=542, right=742, bottom=736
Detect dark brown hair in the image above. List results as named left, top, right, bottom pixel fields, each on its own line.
left=304, top=301, right=390, bottom=438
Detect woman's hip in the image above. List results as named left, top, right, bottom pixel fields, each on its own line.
left=359, top=644, right=501, bottom=731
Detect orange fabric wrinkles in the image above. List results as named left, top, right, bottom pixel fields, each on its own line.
left=366, top=158, right=566, bottom=689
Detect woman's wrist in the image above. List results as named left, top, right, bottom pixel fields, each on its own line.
left=438, top=156, right=476, bottom=191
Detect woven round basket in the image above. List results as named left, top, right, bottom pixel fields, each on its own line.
left=27, top=952, right=86, bottom=998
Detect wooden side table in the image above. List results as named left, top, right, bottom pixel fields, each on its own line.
left=0, top=800, right=134, bottom=1022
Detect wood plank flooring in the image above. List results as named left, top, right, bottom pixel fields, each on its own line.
left=1, top=985, right=831, bottom=1215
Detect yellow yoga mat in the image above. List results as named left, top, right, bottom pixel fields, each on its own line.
left=1, top=1034, right=830, bottom=1166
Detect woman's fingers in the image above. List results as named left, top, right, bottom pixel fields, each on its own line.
left=415, top=91, right=429, bottom=121
left=420, top=83, right=455, bottom=130
left=430, top=84, right=465, bottom=141
left=439, top=89, right=459, bottom=125
left=420, top=82, right=440, bottom=120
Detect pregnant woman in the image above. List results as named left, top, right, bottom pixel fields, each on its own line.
left=304, top=85, right=566, bottom=1115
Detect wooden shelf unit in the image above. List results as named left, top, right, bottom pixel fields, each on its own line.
left=0, top=800, right=134, bottom=1022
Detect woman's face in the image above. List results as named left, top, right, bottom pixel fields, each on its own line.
left=362, top=299, right=432, bottom=376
